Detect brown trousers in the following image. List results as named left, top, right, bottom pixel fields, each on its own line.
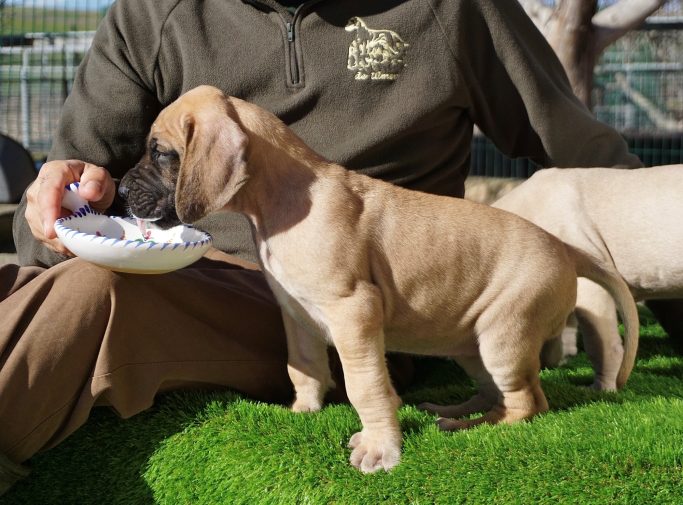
left=0, top=251, right=414, bottom=463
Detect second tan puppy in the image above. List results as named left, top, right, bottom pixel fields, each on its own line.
left=493, top=165, right=683, bottom=390
left=120, top=86, right=639, bottom=473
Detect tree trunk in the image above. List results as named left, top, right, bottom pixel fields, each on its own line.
left=520, top=0, right=670, bottom=108
left=546, top=0, right=599, bottom=105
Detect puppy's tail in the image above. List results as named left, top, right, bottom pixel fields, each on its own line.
left=570, top=245, right=639, bottom=389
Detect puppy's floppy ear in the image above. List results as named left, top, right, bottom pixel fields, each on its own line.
left=175, top=99, right=249, bottom=223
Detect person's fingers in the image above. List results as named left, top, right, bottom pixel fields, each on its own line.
left=24, top=186, right=73, bottom=256
left=41, top=234, right=74, bottom=256
left=78, top=164, right=116, bottom=211
left=29, top=160, right=84, bottom=240
left=24, top=160, right=113, bottom=251
left=25, top=160, right=111, bottom=255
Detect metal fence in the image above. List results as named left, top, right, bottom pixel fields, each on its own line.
left=0, top=0, right=682, bottom=175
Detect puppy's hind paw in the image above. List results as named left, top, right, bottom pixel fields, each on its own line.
left=348, top=430, right=401, bottom=473
left=418, top=401, right=475, bottom=419
left=417, top=402, right=445, bottom=415
left=419, top=393, right=495, bottom=419
left=436, top=417, right=470, bottom=431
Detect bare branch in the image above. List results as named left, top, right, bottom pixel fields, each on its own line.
left=593, top=0, right=670, bottom=53
left=518, top=0, right=555, bottom=35
left=614, top=73, right=683, bottom=132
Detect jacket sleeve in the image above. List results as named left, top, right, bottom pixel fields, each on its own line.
left=447, top=0, right=642, bottom=169
left=13, top=0, right=174, bottom=267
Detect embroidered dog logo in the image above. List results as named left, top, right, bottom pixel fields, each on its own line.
left=345, top=17, right=409, bottom=81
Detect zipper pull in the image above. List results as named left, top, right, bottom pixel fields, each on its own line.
left=286, top=22, right=294, bottom=42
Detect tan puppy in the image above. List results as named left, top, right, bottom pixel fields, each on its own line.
left=494, top=166, right=683, bottom=390
left=119, top=86, right=639, bottom=473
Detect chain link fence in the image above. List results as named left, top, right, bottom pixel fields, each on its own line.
left=0, top=1, right=107, bottom=160
left=470, top=0, right=683, bottom=176
left=0, top=0, right=682, bottom=175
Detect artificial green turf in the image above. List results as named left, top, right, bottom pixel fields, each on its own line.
left=4, top=309, right=683, bottom=504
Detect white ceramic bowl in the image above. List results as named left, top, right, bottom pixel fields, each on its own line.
left=54, top=183, right=212, bottom=274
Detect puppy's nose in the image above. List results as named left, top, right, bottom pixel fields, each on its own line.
left=118, top=183, right=129, bottom=200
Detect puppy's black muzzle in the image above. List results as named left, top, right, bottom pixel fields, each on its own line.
left=119, top=164, right=181, bottom=229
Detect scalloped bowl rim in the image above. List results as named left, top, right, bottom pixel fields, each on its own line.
left=54, top=204, right=213, bottom=274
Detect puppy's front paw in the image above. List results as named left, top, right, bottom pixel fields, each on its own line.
left=590, top=379, right=617, bottom=392
left=291, top=397, right=323, bottom=413
left=348, top=430, right=401, bottom=473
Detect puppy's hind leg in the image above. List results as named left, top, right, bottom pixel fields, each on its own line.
left=418, top=354, right=498, bottom=419
left=575, top=279, right=623, bottom=391
left=283, top=311, right=334, bottom=413
left=541, top=312, right=579, bottom=368
left=437, top=328, right=549, bottom=431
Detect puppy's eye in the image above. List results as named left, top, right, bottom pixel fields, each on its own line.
left=151, top=147, right=179, bottom=169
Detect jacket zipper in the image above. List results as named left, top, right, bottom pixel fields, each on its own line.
left=285, top=19, right=299, bottom=85
left=246, top=0, right=325, bottom=87
left=279, top=3, right=312, bottom=87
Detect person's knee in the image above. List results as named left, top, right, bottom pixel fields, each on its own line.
left=50, top=258, right=119, bottom=297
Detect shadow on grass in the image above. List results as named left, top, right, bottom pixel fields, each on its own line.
left=4, top=323, right=681, bottom=503
left=3, top=390, right=244, bottom=505
left=401, top=329, right=683, bottom=422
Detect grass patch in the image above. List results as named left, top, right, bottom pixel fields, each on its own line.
left=4, top=312, right=683, bottom=504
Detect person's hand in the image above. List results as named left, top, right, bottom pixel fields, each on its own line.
left=25, top=160, right=116, bottom=255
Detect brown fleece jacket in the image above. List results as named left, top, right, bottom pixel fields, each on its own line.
left=13, top=0, right=641, bottom=266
